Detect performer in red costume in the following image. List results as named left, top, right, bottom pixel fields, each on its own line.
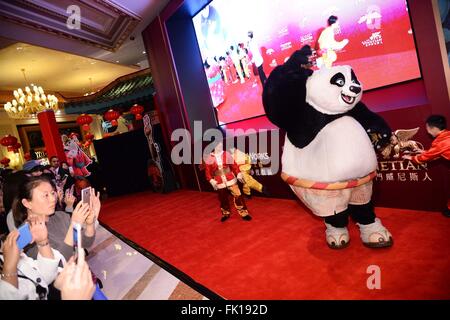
left=403, top=115, right=450, bottom=217
left=63, top=134, right=92, bottom=177
left=204, top=141, right=252, bottom=222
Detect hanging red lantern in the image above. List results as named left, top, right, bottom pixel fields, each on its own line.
left=130, top=104, right=144, bottom=120
left=85, top=133, right=94, bottom=141
left=104, top=109, right=120, bottom=126
left=24, top=152, right=31, bottom=161
left=1, top=135, right=18, bottom=149
left=12, top=142, right=21, bottom=153
left=76, top=114, right=93, bottom=131
left=0, top=157, right=10, bottom=167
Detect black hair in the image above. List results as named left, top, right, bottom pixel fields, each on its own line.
left=49, top=156, right=58, bottom=162
left=204, top=60, right=210, bottom=69
left=328, top=15, right=338, bottom=26
left=248, top=31, right=253, bottom=39
left=2, top=171, right=28, bottom=214
left=426, top=114, right=447, bottom=130
left=12, top=175, right=55, bottom=227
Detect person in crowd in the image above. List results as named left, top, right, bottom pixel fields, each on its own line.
left=403, top=115, right=450, bottom=217
left=49, top=156, right=62, bottom=180
left=22, top=149, right=41, bottom=172
left=53, top=249, right=95, bottom=300
left=229, top=45, right=245, bottom=84
left=12, top=175, right=100, bottom=262
left=247, top=30, right=267, bottom=86
left=0, top=217, right=61, bottom=300
left=4, top=171, right=29, bottom=232
left=204, top=58, right=225, bottom=108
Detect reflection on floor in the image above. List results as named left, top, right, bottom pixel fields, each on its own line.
left=87, top=225, right=207, bottom=300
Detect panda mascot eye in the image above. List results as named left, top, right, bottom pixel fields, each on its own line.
left=330, top=72, right=345, bottom=87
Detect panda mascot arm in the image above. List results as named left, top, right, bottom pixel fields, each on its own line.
left=262, top=47, right=313, bottom=132
left=347, top=101, right=392, bottom=152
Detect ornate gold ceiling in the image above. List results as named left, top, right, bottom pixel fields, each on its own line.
left=0, top=0, right=141, bottom=51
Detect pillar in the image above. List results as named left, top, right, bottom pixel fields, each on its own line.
left=37, top=110, right=66, bottom=161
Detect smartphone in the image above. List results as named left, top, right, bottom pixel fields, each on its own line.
left=17, top=223, right=33, bottom=250
left=73, top=222, right=82, bottom=262
left=81, top=186, right=91, bottom=205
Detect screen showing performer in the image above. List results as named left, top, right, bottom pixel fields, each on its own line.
left=193, top=0, right=420, bottom=125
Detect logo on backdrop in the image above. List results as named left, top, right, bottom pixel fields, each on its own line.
left=170, top=121, right=280, bottom=175
left=362, top=31, right=383, bottom=47
left=376, top=127, right=432, bottom=183
left=358, top=5, right=382, bottom=30
left=300, top=33, right=314, bottom=46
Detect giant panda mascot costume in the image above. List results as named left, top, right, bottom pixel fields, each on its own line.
left=263, top=47, right=393, bottom=249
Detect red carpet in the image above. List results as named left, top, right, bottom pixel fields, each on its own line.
left=100, top=190, right=450, bottom=299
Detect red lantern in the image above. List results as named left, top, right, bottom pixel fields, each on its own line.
left=0, top=157, right=10, bottom=167
left=24, top=152, right=31, bottom=161
left=85, top=133, right=94, bottom=141
left=1, top=135, right=18, bottom=148
left=104, top=109, right=120, bottom=125
left=130, top=104, right=144, bottom=120
left=76, top=114, right=93, bottom=131
left=12, top=142, right=21, bottom=153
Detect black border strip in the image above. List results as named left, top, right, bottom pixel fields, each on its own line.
left=98, top=221, right=224, bottom=301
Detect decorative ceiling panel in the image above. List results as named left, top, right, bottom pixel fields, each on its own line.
left=0, top=0, right=141, bottom=51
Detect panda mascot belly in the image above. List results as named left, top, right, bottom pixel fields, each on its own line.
left=282, top=116, right=378, bottom=183
left=263, top=51, right=393, bottom=249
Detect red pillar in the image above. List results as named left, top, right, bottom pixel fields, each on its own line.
left=37, top=110, right=66, bottom=161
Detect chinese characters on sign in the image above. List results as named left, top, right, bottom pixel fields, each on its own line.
left=375, top=160, right=432, bottom=182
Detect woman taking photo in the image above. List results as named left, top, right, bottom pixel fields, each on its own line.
left=12, top=175, right=100, bottom=262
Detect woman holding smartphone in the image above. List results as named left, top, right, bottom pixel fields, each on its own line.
left=11, top=175, right=101, bottom=262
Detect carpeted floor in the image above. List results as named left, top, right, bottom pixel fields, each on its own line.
left=99, top=189, right=450, bottom=299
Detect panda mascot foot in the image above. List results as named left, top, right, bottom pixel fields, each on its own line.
left=357, top=218, right=393, bottom=248
left=325, top=223, right=350, bottom=249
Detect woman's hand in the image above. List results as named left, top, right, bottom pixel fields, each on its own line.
left=28, top=215, right=48, bottom=244
left=2, top=230, right=20, bottom=271
left=64, top=186, right=76, bottom=208
left=71, top=201, right=90, bottom=225
left=56, top=187, right=64, bottom=206
left=85, top=188, right=101, bottom=225
left=55, top=251, right=95, bottom=300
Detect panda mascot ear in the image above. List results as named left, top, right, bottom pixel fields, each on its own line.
left=262, top=47, right=313, bottom=132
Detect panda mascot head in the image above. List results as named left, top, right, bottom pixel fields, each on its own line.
left=306, top=65, right=362, bottom=115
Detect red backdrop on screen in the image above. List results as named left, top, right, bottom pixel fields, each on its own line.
left=193, top=0, right=421, bottom=124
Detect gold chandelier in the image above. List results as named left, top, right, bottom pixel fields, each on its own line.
left=3, top=69, right=58, bottom=119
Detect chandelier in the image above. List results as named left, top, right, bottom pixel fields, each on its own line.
left=3, top=69, right=58, bottom=119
